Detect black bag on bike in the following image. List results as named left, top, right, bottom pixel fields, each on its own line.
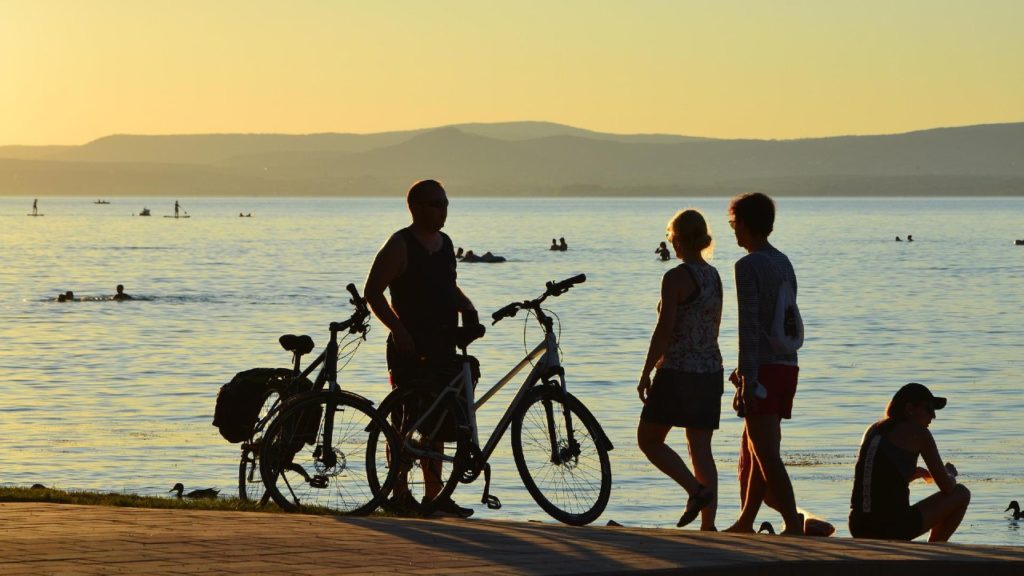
left=213, top=367, right=295, bottom=443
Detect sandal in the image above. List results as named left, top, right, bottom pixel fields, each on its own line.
left=677, top=485, right=715, bottom=528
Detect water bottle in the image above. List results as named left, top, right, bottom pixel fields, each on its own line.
left=752, top=380, right=768, bottom=399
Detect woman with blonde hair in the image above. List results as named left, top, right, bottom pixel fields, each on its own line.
left=637, top=208, right=723, bottom=530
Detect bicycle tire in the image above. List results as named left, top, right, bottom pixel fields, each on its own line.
left=238, top=386, right=285, bottom=503
left=511, top=386, right=612, bottom=526
left=259, top=390, right=398, bottom=515
left=367, top=387, right=469, bottom=516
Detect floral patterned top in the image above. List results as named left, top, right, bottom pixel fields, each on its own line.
left=659, top=262, right=723, bottom=374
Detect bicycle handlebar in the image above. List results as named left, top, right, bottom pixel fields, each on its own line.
left=330, top=284, right=370, bottom=334
left=491, top=274, right=586, bottom=325
left=545, top=273, right=586, bottom=296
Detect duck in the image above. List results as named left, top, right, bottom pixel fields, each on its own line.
left=169, top=483, right=220, bottom=499
left=1007, top=500, right=1023, bottom=520
left=758, top=521, right=776, bottom=535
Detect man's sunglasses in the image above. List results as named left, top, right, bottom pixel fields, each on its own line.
left=417, top=198, right=449, bottom=209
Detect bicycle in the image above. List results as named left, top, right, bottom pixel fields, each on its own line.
left=254, top=284, right=400, bottom=515
left=366, top=274, right=614, bottom=526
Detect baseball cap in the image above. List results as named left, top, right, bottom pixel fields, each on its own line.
left=893, top=382, right=947, bottom=410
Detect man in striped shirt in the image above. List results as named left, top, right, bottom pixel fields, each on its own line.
left=724, top=192, right=804, bottom=536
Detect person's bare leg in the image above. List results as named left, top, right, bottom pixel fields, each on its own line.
left=637, top=420, right=701, bottom=495
left=745, top=413, right=803, bottom=535
left=724, top=432, right=765, bottom=533
left=916, top=484, right=971, bottom=542
left=686, top=428, right=718, bottom=530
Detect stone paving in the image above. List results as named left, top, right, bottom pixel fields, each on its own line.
left=1, top=503, right=1022, bottom=575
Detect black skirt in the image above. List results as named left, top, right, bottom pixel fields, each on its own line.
left=641, top=368, right=723, bottom=429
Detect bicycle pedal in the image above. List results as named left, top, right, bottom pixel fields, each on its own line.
left=482, top=494, right=501, bottom=510
left=309, top=475, right=329, bottom=489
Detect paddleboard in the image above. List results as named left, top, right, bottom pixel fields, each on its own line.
left=163, top=215, right=191, bottom=218
left=27, top=214, right=44, bottom=217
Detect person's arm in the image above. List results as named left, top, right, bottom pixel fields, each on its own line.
left=454, top=284, right=479, bottom=326
left=735, top=257, right=761, bottom=392
left=637, top=269, right=693, bottom=402
left=364, top=233, right=415, bottom=356
left=918, top=428, right=957, bottom=493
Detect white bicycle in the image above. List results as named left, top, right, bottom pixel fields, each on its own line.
left=367, top=274, right=614, bottom=526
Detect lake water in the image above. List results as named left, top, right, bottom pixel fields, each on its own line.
left=1, top=195, right=1022, bottom=546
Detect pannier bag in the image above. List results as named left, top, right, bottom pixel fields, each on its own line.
left=213, top=367, right=310, bottom=443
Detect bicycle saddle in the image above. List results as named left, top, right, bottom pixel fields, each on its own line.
left=279, top=334, right=315, bottom=356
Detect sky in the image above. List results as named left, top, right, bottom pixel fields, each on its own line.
left=2, top=0, right=1023, bottom=145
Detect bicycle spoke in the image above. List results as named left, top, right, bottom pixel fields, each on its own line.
left=261, top=393, right=397, bottom=515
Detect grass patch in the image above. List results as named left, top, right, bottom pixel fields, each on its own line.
left=0, top=486, right=290, bottom=514
left=0, top=486, right=399, bottom=517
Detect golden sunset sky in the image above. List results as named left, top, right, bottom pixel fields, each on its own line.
left=2, top=0, right=1022, bottom=145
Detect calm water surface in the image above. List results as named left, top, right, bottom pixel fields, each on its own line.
left=1, top=196, right=1021, bottom=546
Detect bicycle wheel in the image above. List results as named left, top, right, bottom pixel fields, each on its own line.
left=367, top=387, right=469, bottom=516
left=259, top=391, right=398, bottom=515
left=512, top=386, right=612, bottom=526
left=238, top=386, right=284, bottom=503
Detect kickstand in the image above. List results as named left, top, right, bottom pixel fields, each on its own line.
left=480, top=463, right=502, bottom=510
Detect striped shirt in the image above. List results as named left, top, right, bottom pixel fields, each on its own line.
left=734, top=245, right=799, bottom=384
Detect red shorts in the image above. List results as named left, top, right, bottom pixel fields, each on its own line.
left=745, top=364, right=799, bottom=419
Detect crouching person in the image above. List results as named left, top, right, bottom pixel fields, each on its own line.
left=850, top=383, right=970, bottom=542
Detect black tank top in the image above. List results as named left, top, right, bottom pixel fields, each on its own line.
left=388, top=227, right=458, bottom=360
left=850, top=420, right=918, bottom=514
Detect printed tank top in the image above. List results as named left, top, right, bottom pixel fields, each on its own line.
left=660, top=262, right=723, bottom=374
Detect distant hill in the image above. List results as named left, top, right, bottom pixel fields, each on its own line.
left=1, top=121, right=1022, bottom=196
left=0, top=145, right=76, bottom=160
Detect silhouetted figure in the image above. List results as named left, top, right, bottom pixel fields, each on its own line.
left=637, top=208, right=722, bottom=531
left=64, top=291, right=74, bottom=302
left=724, top=192, right=804, bottom=536
left=849, top=383, right=969, bottom=542
left=895, top=236, right=902, bottom=242
left=558, top=237, right=568, bottom=251
left=550, top=238, right=559, bottom=251
left=174, top=201, right=180, bottom=218
left=364, top=178, right=479, bottom=519
left=57, top=294, right=67, bottom=302
left=32, top=198, right=38, bottom=216
left=907, top=235, right=914, bottom=242
left=656, top=241, right=671, bottom=261
left=456, top=247, right=465, bottom=259
left=461, top=250, right=505, bottom=263
left=113, top=284, right=132, bottom=301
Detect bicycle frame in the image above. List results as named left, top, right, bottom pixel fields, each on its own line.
left=259, top=287, right=370, bottom=470
left=401, top=319, right=565, bottom=472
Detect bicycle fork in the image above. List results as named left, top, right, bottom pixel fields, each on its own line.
left=542, top=395, right=581, bottom=465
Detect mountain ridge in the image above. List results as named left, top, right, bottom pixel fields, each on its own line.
left=2, top=121, right=1022, bottom=197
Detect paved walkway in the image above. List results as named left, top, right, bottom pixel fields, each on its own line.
left=1, top=503, right=1022, bottom=575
